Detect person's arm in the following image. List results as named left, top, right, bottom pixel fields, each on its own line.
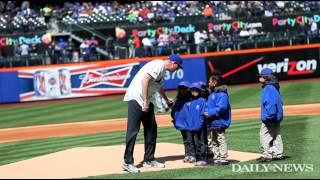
left=262, top=88, right=277, bottom=120
left=207, top=93, right=228, bottom=118
left=141, top=73, right=153, bottom=112
left=158, top=88, right=174, bottom=107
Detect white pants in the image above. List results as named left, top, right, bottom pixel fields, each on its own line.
left=260, top=122, right=284, bottom=159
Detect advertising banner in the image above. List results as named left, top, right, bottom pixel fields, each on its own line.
left=7, top=57, right=206, bottom=103
left=17, top=62, right=141, bottom=102
left=206, top=47, right=320, bottom=84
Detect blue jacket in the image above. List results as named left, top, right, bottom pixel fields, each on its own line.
left=207, top=85, right=232, bottom=130
left=171, top=97, right=189, bottom=130
left=185, top=97, right=207, bottom=131
left=261, top=83, right=283, bottom=123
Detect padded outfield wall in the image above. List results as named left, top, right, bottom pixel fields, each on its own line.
left=0, top=44, right=319, bottom=103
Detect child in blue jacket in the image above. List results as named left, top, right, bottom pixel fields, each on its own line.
left=186, top=82, right=208, bottom=166
left=204, top=72, right=231, bottom=165
left=257, top=68, right=284, bottom=162
left=171, top=81, right=196, bottom=163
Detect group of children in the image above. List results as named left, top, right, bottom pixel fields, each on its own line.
left=171, top=71, right=231, bottom=166
left=170, top=68, right=284, bottom=166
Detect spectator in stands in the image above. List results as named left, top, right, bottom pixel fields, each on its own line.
left=175, top=34, right=188, bottom=54
left=249, top=27, right=259, bottom=36
left=81, top=2, right=94, bottom=16
left=133, top=35, right=141, bottom=57
left=58, top=38, right=68, bottom=63
left=139, top=5, right=150, bottom=22
left=54, top=41, right=63, bottom=64
left=47, top=41, right=55, bottom=64
left=142, top=36, right=153, bottom=57
left=146, top=7, right=155, bottom=24
left=240, top=28, right=250, bottom=37
left=128, top=35, right=135, bottom=58
left=67, top=38, right=75, bottom=62
left=209, top=30, right=218, bottom=44
left=194, top=30, right=208, bottom=53
left=41, top=4, right=52, bottom=25
left=309, top=21, right=318, bottom=35
left=127, top=8, right=139, bottom=24
left=88, top=36, right=99, bottom=61
left=29, top=43, right=39, bottom=64
left=105, top=34, right=114, bottom=59
left=163, top=7, right=176, bottom=23
left=194, top=30, right=202, bottom=53
left=157, top=32, right=169, bottom=56
left=4, top=1, right=17, bottom=17
left=19, top=42, right=29, bottom=66
left=80, top=39, right=90, bottom=62
left=203, top=5, right=213, bottom=19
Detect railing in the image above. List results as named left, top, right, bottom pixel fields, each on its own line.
left=0, top=48, right=100, bottom=68
left=1, top=33, right=320, bottom=68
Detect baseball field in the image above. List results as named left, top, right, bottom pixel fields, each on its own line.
left=0, top=78, right=319, bottom=178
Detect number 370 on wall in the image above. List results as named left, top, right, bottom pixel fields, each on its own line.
left=164, top=69, right=184, bottom=80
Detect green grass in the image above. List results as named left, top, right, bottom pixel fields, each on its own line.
left=0, top=80, right=320, bottom=129
left=90, top=115, right=320, bottom=179
left=0, top=116, right=319, bottom=179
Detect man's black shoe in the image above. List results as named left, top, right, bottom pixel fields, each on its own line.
left=256, top=156, right=272, bottom=162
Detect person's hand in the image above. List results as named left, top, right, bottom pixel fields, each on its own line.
left=166, top=98, right=174, bottom=108
left=142, top=101, right=149, bottom=112
left=203, top=112, right=209, bottom=118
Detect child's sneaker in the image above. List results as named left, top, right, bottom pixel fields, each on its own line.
left=183, top=156, right=190, bottom=163
left=188, top=156, right=196, bottom=163
left=194, top=161, right=208, bottom=166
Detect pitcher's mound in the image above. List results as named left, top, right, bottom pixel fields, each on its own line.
left=0, top=143, right=261, bottom=179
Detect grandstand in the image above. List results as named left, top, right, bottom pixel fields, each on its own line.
left=1, top=1, right=320, bottom=68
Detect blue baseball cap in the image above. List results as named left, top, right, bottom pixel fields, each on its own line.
left=198, top=81, right=206, bottom=87
left=259, top=68, right=274, bottom=76
left=169, top=54, right=183, bottom=69
left=190, top=82, right=202, bottom=90
left=178, top=81, right=191, bottom=88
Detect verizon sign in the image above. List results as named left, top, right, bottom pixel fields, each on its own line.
left=257, top=58, right=318, bottom=75
left=206, top=46, right=320, bottom=84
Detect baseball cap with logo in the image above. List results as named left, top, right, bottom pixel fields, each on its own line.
left=169, top=54, right=183, bottom=69
left=258, top=68, right=274, bottom=76
left=178, top=81, right=191, bottom=88
left=190, top=82, right=202, bottom=90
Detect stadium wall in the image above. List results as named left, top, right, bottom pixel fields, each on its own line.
left=0, top=44, right=319, bottom=103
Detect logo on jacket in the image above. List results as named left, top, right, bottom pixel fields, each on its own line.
left=211, top=94, right=215, bottom=100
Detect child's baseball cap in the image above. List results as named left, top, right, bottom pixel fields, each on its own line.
left=178, top=81, right=191, bottom=88
left=258, top=68, right=274, bottom=76
left=190, top=82, right=202, bottom=90
left=198, top=81, right=207, bottom=89
left=169, top=54, right=183, bottom=69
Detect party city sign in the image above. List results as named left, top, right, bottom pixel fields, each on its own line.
left=272, top=14, right=320, bottom=27
left=131, top=24, right=196, bottom=37
left=207, top=21, right=263, bottom=32
left=0, top=34, right=52, bottom=46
